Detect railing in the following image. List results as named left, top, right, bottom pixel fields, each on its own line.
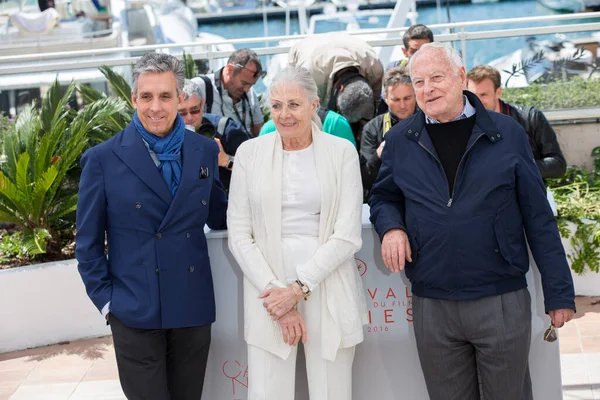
left=0, top=11, right=599, bottom=76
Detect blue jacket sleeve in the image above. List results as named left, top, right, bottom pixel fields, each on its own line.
left=368, top=132, right=407, bottom=242
left=207, top=141, right=228, bottom=230
left=514, top=131, right=575, bottom=313
left=75, top=148, right=112, bottom=313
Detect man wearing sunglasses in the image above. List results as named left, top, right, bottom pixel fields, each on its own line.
left=180, top=79, right=251, bottom=192
left=192, top=48, right=264, bottom=138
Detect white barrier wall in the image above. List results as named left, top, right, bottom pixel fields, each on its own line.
left=0, top=259, right=112, bottom=353
left=0, top=207, right=563, bottom=400
left=203, top=206, right=563, bottom=400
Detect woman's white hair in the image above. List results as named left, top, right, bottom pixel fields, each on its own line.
left=264, top=66, right=322, bottom=129
left=408, top=42, right=464, bottom=77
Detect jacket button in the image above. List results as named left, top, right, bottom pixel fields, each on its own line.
left=497, top=134, right=501, bottom=138
left=490, top=136, right=495, bottom=141
left=186, top=232, right=191, bottom=239
left=155, top=268, right=159, bottom=275
left=408, top=129, right=412, bottom=133
left=135, top=202, right=141, bottom=209
left=189, top=265, right=195, bottom=272
left=201, top=200, right=207, bottom=206
left=156, top=233, right=162, bottom=239
left=494, top=248, right=499, bottom=253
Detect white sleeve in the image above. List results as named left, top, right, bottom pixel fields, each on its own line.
left=227, top=144, right=279, bottom=291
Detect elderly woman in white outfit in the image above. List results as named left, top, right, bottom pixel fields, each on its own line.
left=227, top=66, right=368, bottom=400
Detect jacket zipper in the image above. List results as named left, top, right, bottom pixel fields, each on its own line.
left=417, top=141, right=451, bottom=206
left=418, top=132, right=486, bottom=208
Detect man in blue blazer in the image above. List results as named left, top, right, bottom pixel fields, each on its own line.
left=76, top=53, right=227, bottom=400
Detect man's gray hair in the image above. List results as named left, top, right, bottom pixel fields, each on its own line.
left=408, top=42, right=464, bottom=77
left=337, top=80, right=374, bottom=123
left=228, top=48, right=264, bottom=77
left=383, top=66, right=412, bottom=93
left=132, top=53, right=185, bottom=96
left=182, top=79, right=203, bottom=102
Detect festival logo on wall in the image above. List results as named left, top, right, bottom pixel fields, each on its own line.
left=356, top=257, right=413, bottom=333
left=222, top=359, right=248, bottom=400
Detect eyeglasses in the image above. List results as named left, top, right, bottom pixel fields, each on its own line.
left=178, top=108, right=202, bottom=117
left=543, top=322, right=557, bottom=343
left=231, top=63, right=267, bottom=79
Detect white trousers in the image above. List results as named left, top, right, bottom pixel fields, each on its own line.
left=247, top=287, right=356, bottom=400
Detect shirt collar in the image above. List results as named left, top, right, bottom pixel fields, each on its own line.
left=424, top=95, right=476, bottom=124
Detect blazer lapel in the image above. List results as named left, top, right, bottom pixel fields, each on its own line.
left=112, top=124, right=172, bottom=205
left=159, top=133, right=203, bottom=230
left=261, top=133, right=284, bottom=280
left=311, top=123, right=335, bottom=244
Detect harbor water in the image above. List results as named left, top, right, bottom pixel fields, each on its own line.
left=197, top=0, right=600, bottom=71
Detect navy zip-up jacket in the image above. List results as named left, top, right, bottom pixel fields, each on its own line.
left=369, top=91, right=575, bottom=313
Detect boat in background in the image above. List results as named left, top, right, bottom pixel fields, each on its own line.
left=536, top=0, right=600, bottom=13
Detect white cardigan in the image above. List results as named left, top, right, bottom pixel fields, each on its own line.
left=227, top=122, right=368, bottom=361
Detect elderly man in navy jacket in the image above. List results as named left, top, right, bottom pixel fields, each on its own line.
left=369, top=42, right=575, bottom=400
left=76, top=53, right=227, bottom=400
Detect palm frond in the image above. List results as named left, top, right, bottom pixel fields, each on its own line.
left=78, top=84, right=106, bottom=104
left=0, top=170, right=28, bottom=223
left=22, top=228, right=51, bottom=256
left=47, top=193, right=78, bottom=223
left=40, top=79, right=76, bottom=135
left=14, top=153, right=32, bottom=217
left=30, top=165, right=59, bottom=222
left=99, top=65, right=133, bottom=108
left=183, top=51, right=199, bottom=79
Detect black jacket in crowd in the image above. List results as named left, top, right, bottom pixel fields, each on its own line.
left=197, top=114, right=251, bottom=192
left=499, top=99, right=566, bottom=179
left=360, top=113, right=396, bottom=199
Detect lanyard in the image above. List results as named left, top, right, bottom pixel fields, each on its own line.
left=215, top=68, right=253, bottom=135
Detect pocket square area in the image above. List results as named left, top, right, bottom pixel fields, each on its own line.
left=200, top=167, right=209, bottom=178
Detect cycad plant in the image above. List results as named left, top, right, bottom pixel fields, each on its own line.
left=78, top=65, right=134, bottom=144
left=182, top=51, right=200, bottom=79
left=0, top=78, right=129, bottom=258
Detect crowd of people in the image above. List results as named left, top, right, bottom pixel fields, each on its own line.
left=75, top=25, right=575, bottom=400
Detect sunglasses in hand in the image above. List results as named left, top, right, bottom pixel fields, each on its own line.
left=178, top=107, right=202, bottom=117
left=543, top=322, right=557, bottom=343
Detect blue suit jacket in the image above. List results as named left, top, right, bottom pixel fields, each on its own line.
left=75, top=123, right=228, bottom=329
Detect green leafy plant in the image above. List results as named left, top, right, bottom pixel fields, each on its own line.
left=502, top=77, right=600, bottom=110
left=0, top=230, right=26, bottom=262
left=0, top=114, right=15, bottom=150
left=77, top=66, right=133, bottom=145
left=548, top=147, right=600, bottom=274
left=0, top=78, right=127, bottom=260
left=183, top=51, right=199, bottom=79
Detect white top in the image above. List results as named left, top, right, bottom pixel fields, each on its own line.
left=281, top=144, right=321, bottom=238
left=191, top=72, right=264, bottom=134
left=281, top=144, right=321, bottom=289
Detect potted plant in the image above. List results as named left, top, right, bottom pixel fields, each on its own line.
left=0, top=74, right=131, bottom=352
left=548, top=147, right=600, bottom=295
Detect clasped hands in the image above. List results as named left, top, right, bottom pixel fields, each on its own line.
left=260, top=283, right=307, bottom=346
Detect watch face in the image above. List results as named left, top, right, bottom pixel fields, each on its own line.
left=227, top=160, right=234, bottom=169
